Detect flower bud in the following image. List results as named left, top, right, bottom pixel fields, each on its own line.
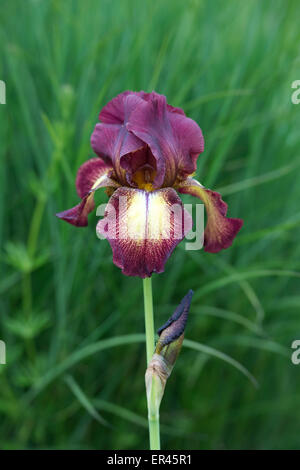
left=145, top=290, right=193, bottom=413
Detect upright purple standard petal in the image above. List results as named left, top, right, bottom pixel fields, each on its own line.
left=127, top=91, right=204, bottom=188
left=91, top=92, right=147, bottom=185
left=91, top=91, right=204, bottom=190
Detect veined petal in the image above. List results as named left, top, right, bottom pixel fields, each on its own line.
left=127, top=92, right=204, bottom=188
left=56, top=158, right=118, bottom=227
left=178, top=178, right=243, bottom=253
left=96, top=187, right=192, bottom=277
left=76, top=157, right=113, bottom=198
left=56, top=194, right=95, bottom=227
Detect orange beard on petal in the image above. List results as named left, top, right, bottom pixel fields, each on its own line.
left=132, top=167, right=156, bottom=191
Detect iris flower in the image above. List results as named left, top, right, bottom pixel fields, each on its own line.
left=56, top=91, right=243, bottom=277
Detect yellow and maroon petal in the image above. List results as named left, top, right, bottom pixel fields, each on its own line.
left=96, top=187, right=192, bottom=277
left=75, top=157, right=113, bottom=198
left=56, top=158, right=118, bottom=227
left=56, top=194, right=95, bottom=227
left=178, top=178, right=243, bottom=253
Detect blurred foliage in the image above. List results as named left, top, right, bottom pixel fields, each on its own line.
left=0, top=0, right=300, bottom=450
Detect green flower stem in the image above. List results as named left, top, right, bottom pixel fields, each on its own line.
left=142, top=277, right=161, bottom=450
left=143, top=277, right=155, bottom=364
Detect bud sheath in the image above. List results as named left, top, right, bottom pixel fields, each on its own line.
left=145, top=290, right=193, bottom=419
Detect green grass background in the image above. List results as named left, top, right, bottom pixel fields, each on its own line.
left=0, top=0, right=300, bottom=450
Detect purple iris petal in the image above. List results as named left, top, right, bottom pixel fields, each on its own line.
left=91, top=90, right=204, bottom=189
